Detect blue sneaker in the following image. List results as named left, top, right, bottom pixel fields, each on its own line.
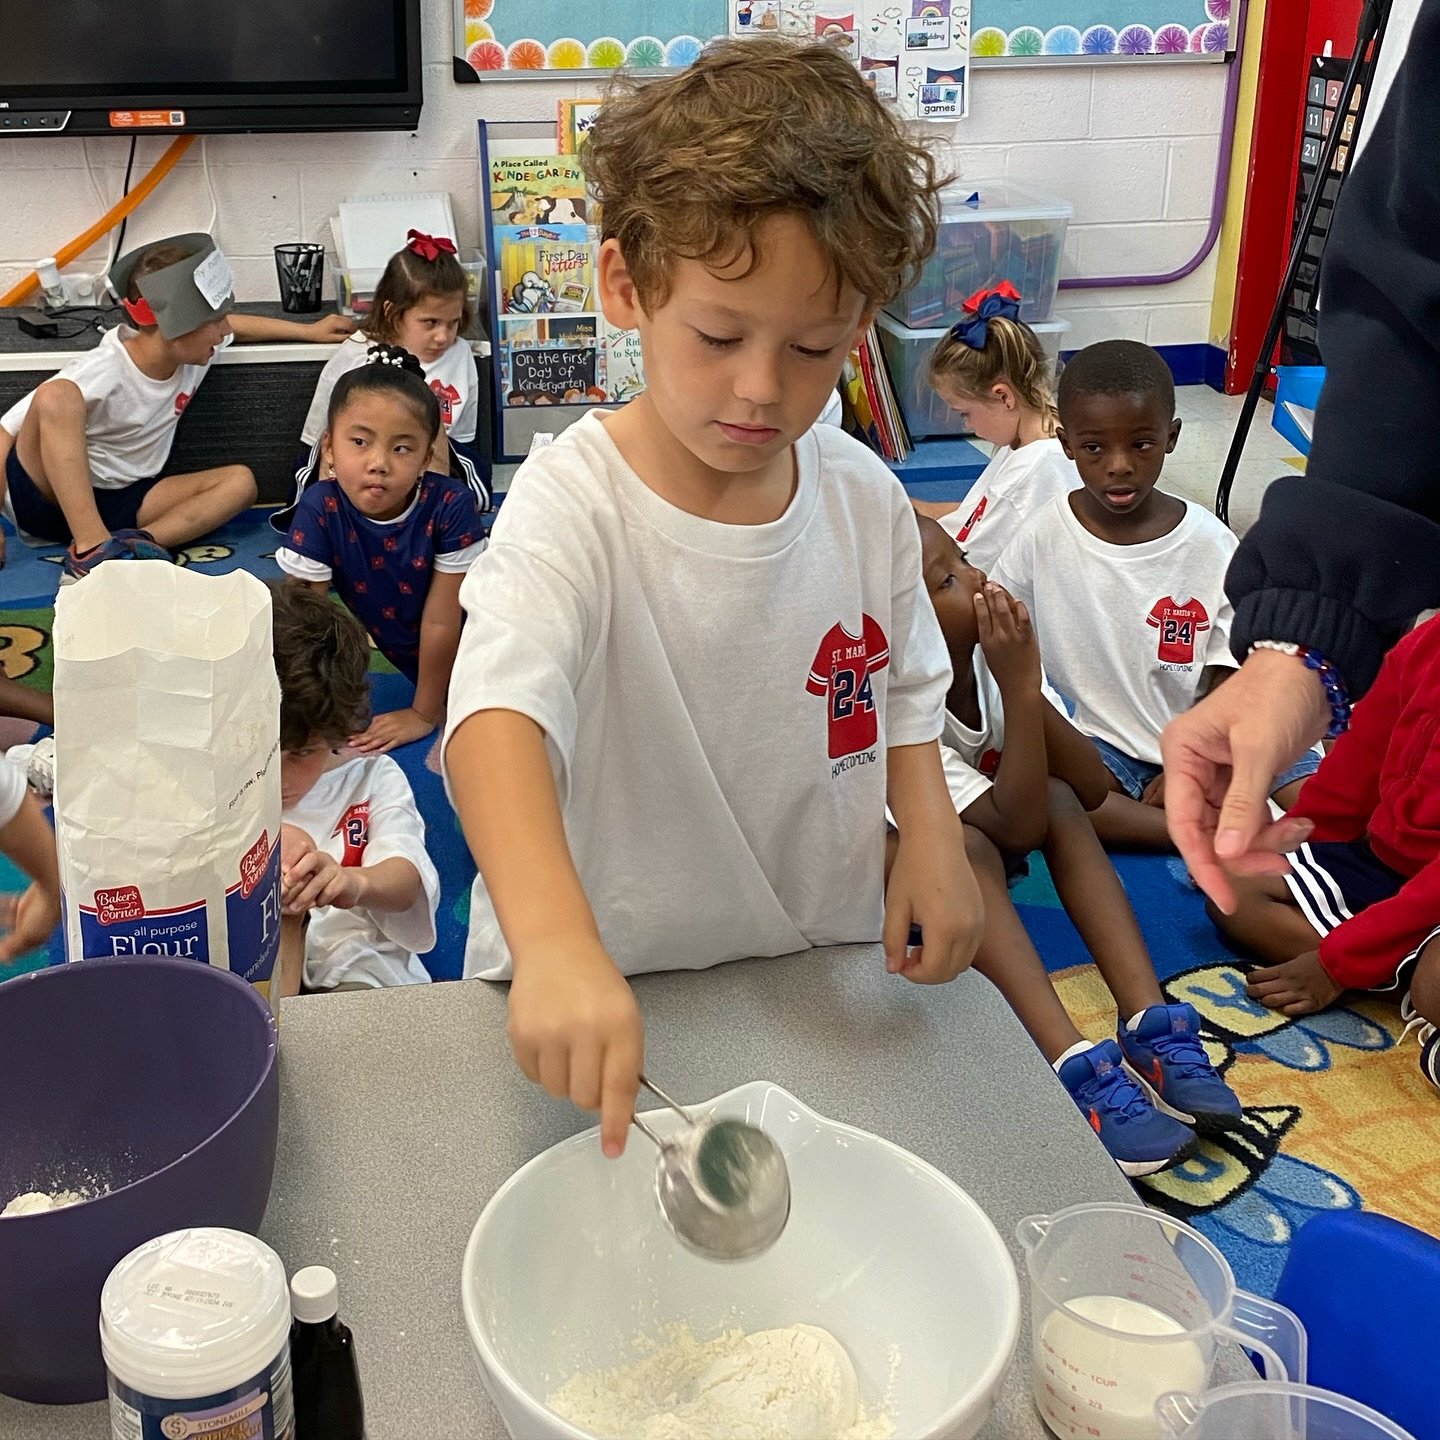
left=62, top=529, right=172, bottom=584
left=1119, top=1002, right=1244, bottom=1134
left=1056, top=1039, right=1196, bottom=1177
left=1401, top=993, right=1440, bottom=1093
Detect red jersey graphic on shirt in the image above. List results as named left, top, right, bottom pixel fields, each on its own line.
left=1145, top=596, right=1211, bottom=666
left=430, top=379, right=460, bottom=427
left=955, top=494, right=988, bottom=545
left=332, top=802, right=370, bottom=868
left=174, top=391, right=192, bottom=416
left=807, top=616, right=890, bottom=760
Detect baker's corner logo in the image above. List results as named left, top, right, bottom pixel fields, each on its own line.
left=94, top=885, right=144, bottom=925
left=238, top=832, right=271, bottom=899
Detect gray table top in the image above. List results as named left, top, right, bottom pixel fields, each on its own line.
left=0, top=945, right=1203, bottom=1439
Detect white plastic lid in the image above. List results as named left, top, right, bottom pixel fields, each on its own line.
left=938, top=178, right=1074, bottom=222
left=100, top=1229, right=291, bottom=1398
left=290, top=1265, right=339, bottom=1325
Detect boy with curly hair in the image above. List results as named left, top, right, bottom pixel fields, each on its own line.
left=271, top=582, right=438, bottom=996
left=445, top=37, right=981, bottom=1153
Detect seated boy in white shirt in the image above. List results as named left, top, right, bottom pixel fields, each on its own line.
left=443, top=37, right=982, bottom=1157
left=0, top=233, right=350, bottom=580
left=271, top=582, right=438, bottom=995
left=912, top=515, right=1241, bottom=1174
left=992, top=341, right=1319, bottom=852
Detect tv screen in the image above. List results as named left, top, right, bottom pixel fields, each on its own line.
left=0, top=0, right=422, bottom=135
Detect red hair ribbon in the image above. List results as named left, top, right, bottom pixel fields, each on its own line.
left=122, top=295, right=158, bottom=327
left=960, top=280, right=1022, bottom=315
left=406, top=229, right=457, bottom=262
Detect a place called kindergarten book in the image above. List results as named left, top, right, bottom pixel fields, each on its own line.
left=488, top=154, right=588, bottom=227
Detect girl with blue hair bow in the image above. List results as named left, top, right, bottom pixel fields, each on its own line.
left=912, top=282, right=1078, bottom=573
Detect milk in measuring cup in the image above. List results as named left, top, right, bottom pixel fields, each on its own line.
left=1035, top=1294, right=1208, bottom=1440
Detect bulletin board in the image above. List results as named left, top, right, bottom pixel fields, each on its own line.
left=453, top=0, right=1227, bottom=79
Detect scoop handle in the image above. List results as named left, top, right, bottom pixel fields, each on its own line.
left=639, top=1074, right=696, bottom=1126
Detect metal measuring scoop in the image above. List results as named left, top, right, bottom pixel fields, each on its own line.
left=631, top=1076, right=791, bottom=1261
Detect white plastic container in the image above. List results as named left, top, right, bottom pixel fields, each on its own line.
left=100, top=1228, right=294, bottom=1440
left=875, top=310, right=1070, bottom=440
left=885, top=179, right=1073, bottom=329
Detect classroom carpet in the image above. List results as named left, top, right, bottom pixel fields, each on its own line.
left=1, top=507, right=1435, bottom=1301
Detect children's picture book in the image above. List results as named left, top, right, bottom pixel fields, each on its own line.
left=503, top=342, right=603, bottom=405
left=601, top=324, right=647, bottom=403
left=557, top=99, right=604, bottom=154
left=496, top=224, right=594, bottom=316
left=489, top=154, right=588, bottom=226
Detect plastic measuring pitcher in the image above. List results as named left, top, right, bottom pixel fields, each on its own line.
left=1157, top=1381, right=1418, bottom=1439
left=1017, top=1202, right=1307, bottom=1440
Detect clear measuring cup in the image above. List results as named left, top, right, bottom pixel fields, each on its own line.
left=1017, top=1202, right=1307, bottom=1440
left=1157, top=1381, right=1419, bottom=1440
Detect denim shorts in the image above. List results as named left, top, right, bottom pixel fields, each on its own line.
left=1090, top=734, right=1322, bottom=802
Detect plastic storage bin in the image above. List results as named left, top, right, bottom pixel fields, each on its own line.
left=338, top=249, right=486, bottom=321
left=876, top=311, right=1070, bottom=441
left=885, top=180, right=1072, bottom=329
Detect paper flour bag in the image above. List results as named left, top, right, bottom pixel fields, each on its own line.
left=53, top=563, right=282, bottom=1004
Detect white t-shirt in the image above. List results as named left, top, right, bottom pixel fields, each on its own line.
left=442, top=411, right=951, bottom=980
left=0, top=755, right=27, bottom=829
left=0, top=326, right=211, bottom=489
left=300, top=332, right=478, bottom=446
left=939, top=650, right=1069, bottom=813
left=282, top=754, right=438, bottom=990
left=992, top=494, right=1238, bottom=765
left=935, top=437, right=1078, bottom=575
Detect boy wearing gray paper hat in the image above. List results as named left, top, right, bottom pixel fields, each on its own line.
left=0, top=232, right=351, bottom=580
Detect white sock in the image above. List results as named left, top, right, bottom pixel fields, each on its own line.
left=1125, top=1008, right=1157, bottom=1032
left=1052, top=1039, right=1096, bottom=1073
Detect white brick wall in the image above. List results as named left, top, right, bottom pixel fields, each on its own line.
left=0, top=1, right=1227, bottom=349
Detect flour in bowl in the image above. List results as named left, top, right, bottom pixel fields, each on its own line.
left=547, top=1323, right=893, bottom=1440
left=2, top=1189, right=85, bottom=1217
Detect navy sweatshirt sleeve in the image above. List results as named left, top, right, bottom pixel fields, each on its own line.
left=1229, top=0, right=1440, bottom=697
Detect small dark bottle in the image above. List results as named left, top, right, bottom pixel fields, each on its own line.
left=290, top=1265, right=366, bottom=1440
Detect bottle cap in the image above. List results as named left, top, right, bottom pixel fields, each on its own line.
left=290, top=1265, right=339, bottom=1324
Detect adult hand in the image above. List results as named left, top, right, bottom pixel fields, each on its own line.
left=1162, top=650, right=1325, bottom=913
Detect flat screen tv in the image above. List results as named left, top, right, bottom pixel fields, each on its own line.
left=0, top=0, right=423, bottom=137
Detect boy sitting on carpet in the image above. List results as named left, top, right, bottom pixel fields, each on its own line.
left=992, top=340, right=1320, bottom=852
left=913, top=515, right=1241, bottom=1174
left=271, top=581, right=438, bottom=996
left=444, top=37, right=981, bottom=1157
left=0, top=232, right=350, bottom=580
left=1211, top=613, right=1440, bottom=1093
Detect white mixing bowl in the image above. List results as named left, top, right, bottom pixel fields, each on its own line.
left=461, top=1081, right=1021, bottom=1440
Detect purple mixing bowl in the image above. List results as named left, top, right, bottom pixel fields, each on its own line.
left=0, top=956, right=279, bottom=1403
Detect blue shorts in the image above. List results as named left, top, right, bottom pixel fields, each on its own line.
left=1090, top=735, right=1322, bottom=802
left=5, top=445, right=163, bottom=545
left=1285, top=837, right=1432, bottom=993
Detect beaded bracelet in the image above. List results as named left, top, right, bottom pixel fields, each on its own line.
left=1249, top=640, right=1352, bottom=737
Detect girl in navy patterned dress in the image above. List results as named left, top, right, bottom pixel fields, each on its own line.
left=274, top=345, right=486, bottom=754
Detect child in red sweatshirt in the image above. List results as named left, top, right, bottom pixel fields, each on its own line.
left=1212, top=613, right=1440, bottom=1090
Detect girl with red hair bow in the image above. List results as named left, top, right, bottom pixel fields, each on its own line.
left=293, top=229, right=491, bottom=515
